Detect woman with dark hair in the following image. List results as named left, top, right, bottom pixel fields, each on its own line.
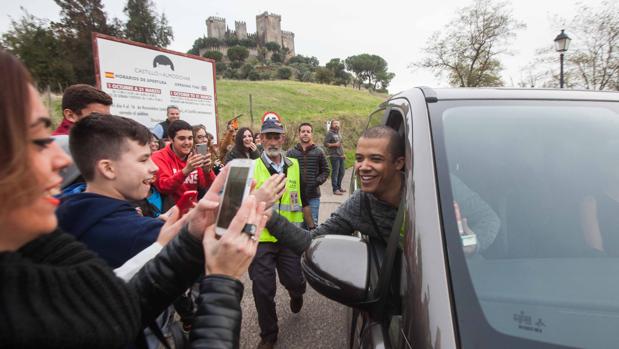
left=224, top=127, right=260, bottom=164
left=0, top=49, right=271, bottom=349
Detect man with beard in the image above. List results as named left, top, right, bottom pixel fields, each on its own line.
left=250, top=119, right=306, bottom=349
left=287, top=122, right=329, bottom=229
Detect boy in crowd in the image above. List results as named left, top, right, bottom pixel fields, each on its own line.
left=53, top=84, right=112, bottom=135
left=56, top=114, right=172, bottom=268
left=152, top=120, right=216, bottom=208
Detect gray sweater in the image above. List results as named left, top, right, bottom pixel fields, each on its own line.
left=265, top=175, right=500, bottom=255
left=265, top=189, right=397, bottom=255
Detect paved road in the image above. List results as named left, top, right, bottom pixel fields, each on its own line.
left=239, top=168, right=353, bottom=349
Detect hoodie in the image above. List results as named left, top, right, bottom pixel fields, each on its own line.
left=56, top=192, right=163, bottom=268
left=152, top=144, right=216, bottom=204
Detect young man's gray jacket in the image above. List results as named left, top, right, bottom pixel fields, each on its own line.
left=286, top=143, right=330, bottom=201
left=265, top=190, right=398, bottom=255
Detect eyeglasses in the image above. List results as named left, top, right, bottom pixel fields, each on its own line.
left=263, top=133, right=282, bottom=140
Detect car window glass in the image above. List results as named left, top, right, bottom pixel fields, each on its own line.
left=436, top=101, right=619, bottom=348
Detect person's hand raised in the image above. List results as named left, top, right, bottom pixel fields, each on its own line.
left=203, top=195, right=267, bottom=279
left=252, top=173, right=286, bottom=209
left=183, top=153, right=205, bottom=175
left=156, top=206, right=189, bottom=245
left=186, top=165, right=229, bottom=239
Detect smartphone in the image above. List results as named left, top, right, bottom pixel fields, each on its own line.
left=177, top=190, right=198, bottom=217
left=215, top=159, right=255, bottom=236
left=195, top=143, right=209, bottom=156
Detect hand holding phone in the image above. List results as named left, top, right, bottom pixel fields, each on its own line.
left=177, top=190, right=198, bottom=217
left=215, top=159, right=255, bottom=236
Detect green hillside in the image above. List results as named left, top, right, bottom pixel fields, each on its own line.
left=44, top=80, right=387, bottom=167
left=216, top=80, right=387, bottom=166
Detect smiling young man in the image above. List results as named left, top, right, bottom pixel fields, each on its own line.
left=264, top=125, right=405, bottom=255
left=152, top=120, right=215, bottom=207
left=56, top=114, right=171, bottom=268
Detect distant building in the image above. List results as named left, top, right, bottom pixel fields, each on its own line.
left=203, top=12, right=295, bottom=60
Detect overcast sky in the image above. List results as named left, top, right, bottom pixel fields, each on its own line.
left=0, top=0, right=604, bottom=93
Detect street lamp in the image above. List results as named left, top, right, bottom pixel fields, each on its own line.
left=554, top=29, right=571, bottom=88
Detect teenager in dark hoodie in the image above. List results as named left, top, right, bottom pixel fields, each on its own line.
left=56, top=114, right=168, bottom=269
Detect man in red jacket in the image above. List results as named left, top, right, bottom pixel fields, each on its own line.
left=53, top=84, right=112, bottom=135
left=152, top=120, right=215, bottom=207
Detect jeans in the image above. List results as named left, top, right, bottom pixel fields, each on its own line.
left=329, top=157, right=345, bottom=192
left=302, top=197, right=320, bottom=228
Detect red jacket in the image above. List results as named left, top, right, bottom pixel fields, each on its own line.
left=52, top=118, right=74, bottom=136
left=152, top=145, right=216, bottom=204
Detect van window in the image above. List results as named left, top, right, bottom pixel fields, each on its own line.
left=432, top=100, right=619, bottom=348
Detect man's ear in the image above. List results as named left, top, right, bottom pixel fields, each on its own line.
left=395, top=156, right=405, bottom=171
left=95, top=159, right=116, bottom=180
left=63, top=109, right=80, bottom=123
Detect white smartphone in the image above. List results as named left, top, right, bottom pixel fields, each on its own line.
left=215, top=159, right=255, bottom=236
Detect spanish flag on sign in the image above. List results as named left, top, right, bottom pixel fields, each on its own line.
left=105, top=72, right=114, bottom=79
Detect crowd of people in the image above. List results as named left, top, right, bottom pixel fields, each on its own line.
left=0, top=48, right=499, bottom=349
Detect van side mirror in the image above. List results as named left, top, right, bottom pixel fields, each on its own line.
left=301, top=235, right=369, bottom=306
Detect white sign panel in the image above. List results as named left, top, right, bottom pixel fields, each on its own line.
left=93, top=34, right=218, bottom=140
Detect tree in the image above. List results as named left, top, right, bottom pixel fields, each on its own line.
left=565, top=1, right=618, bottom=90
left=345, top=54, right=394, bottom=90
left=227, top=45, right=249, bottom=68
left=202, top=50, right=223, bottom=62
left=288, top=55, right=319, bottom=67
left=277, top=67, right=292, bottom=80
left=52, top=0, right=122, bottom=85
left=326, top=58, right=352, bottom=86
left=414, top=0, right=525, bottom=87
left=2, top=10, right=75, bottom=90
left=124, top=0, right=173, bottom=47
left=315, top=67, right=334, bottom=84
left=265, top=41, right=281, bottom=52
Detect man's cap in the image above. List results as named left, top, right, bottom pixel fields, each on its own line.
left=261, top=119, right=285, bottom=134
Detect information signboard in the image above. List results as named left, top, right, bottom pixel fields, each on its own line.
left=92, top=33, right=219, bottom=141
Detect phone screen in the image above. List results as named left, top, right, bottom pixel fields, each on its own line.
left=217, top=166, right=251, bottom=229
left=195, top=143, right=208, bottom=156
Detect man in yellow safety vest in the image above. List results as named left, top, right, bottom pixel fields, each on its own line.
left=250, top=118, right=306, bottom=349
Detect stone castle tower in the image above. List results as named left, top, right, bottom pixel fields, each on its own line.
left=256, top=12, right=282, bottom=47
left=235, top=21, right=247, bottom=40
left=206, top=17, right=226, bottom=40
left=204, top=12, right=295, bottom=59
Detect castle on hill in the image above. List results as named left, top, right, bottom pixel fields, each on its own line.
left=202, top=12, right=295, bottom=60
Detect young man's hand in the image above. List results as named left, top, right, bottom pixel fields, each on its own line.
left=203, top=195, right=267, bottom=279
left=183, top=153, right=205, bottom=175
left=156, top=206, right=189, bottom=245
left=201, top=152, right=212, bottom=171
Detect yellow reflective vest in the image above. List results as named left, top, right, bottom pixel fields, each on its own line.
left=254, top=155, right=304, bottom=242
